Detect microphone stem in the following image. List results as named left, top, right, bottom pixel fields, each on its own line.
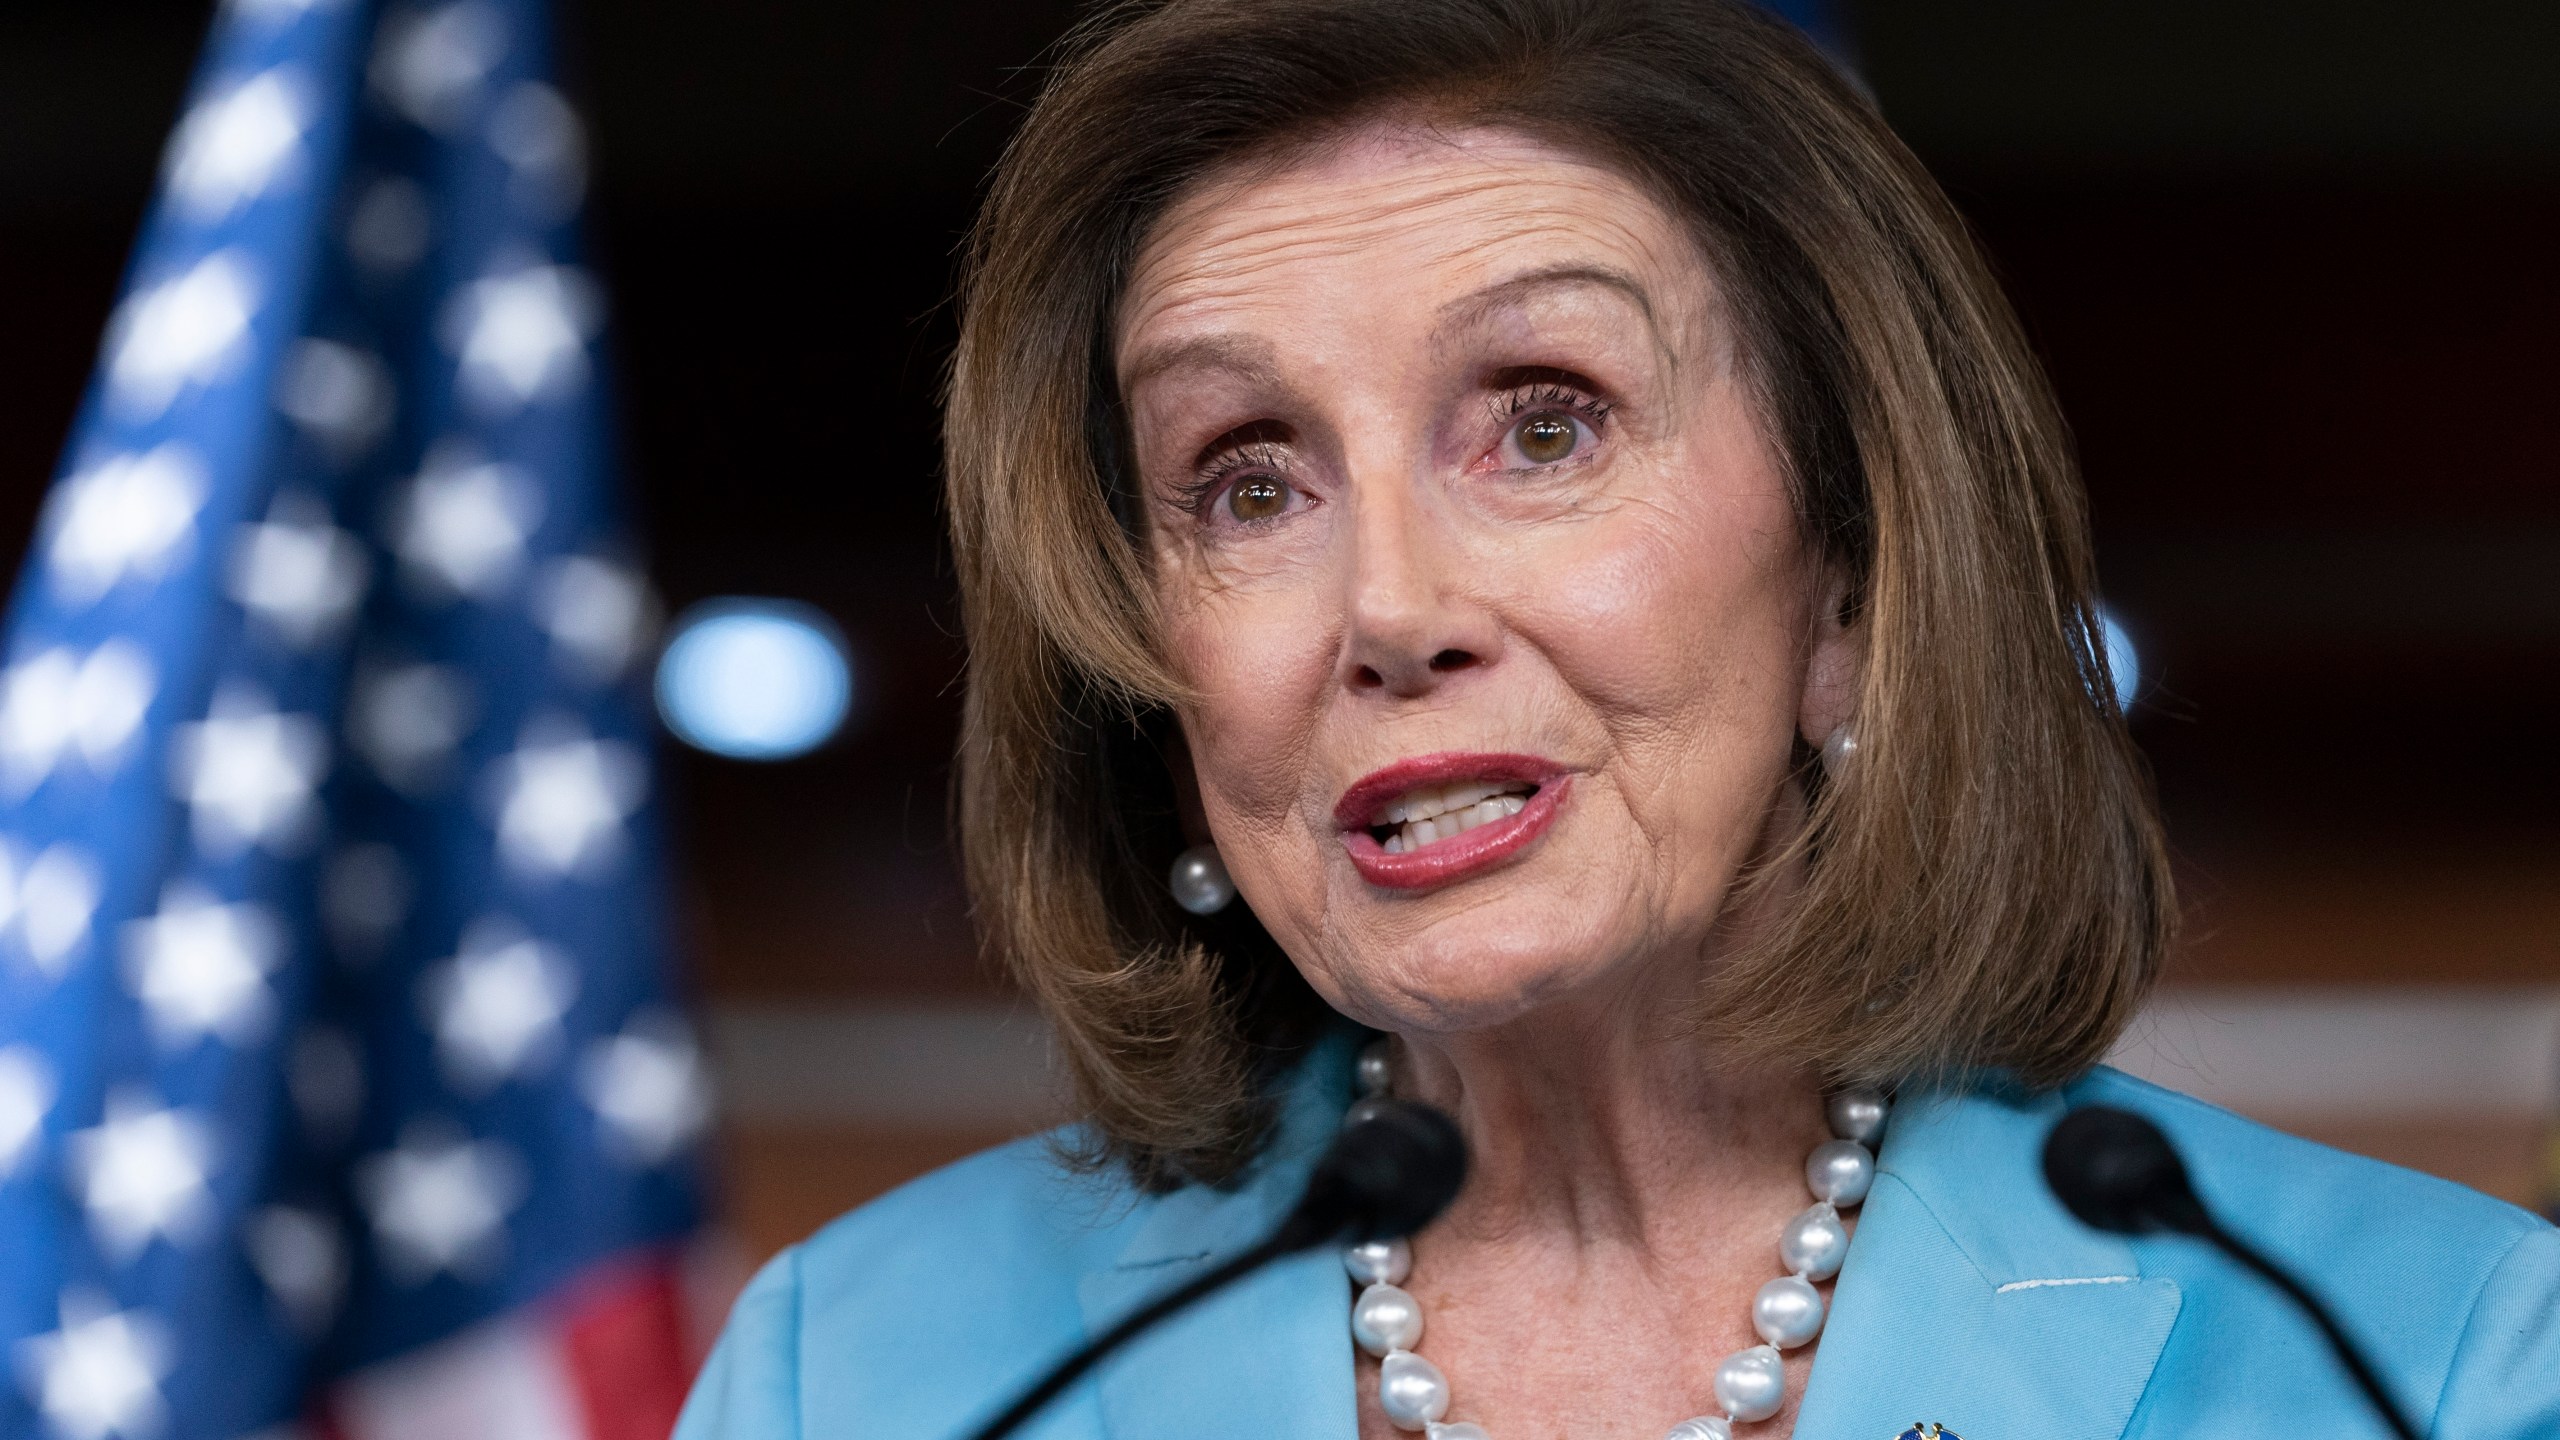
left=962, top=1227, right=1303, bottom=1440
left=2192, top=1216, right=2423, bottom=1440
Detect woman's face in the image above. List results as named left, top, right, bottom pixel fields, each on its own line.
left=1118, top=123, right=1855, bottom=1036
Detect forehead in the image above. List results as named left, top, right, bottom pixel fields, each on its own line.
left=1117, top=123, right=1711, bottom=362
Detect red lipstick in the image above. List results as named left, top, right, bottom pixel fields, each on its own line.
left=1334, top=752, right=1570, bottom=891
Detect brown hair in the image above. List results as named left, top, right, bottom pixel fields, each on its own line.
left=945, top=0, right=2173, bottom=1190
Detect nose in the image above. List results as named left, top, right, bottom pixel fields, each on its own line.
left=1337, top=481, right=1501, bottom=699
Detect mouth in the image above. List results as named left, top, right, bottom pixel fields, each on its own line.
left=1334, top=752, right=1570, bottom=891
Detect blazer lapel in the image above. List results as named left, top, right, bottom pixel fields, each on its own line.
left=1792, top=1083, right=2183, bottom=1440
left=1075, top=1033, right=1362, bottom=1440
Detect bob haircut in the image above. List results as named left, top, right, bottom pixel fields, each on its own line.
left=946, top=0, right=2174, bottom=1190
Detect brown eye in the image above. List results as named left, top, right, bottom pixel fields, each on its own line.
left=1227, top=477, right=1291, bottom=522
left=1515, top=414, right=1578, bottom=465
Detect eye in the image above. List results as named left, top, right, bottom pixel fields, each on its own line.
left=1486, top=373, right=1612, bottom=472
left=1175, top=429, right=1308, bottom=531
left=1227, top=477, right=1293, bottom=522
left=1515, top=414, right=1579, bottom=465
left=1501, top=410, right=1594, bottom=469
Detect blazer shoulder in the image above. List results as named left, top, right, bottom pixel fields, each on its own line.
left=674, top=1247, right=806, bottom=1440
left=792, top=1124, right=1147, bottom=1310
left=680, top=1128, right=1154, bottom=1440
left=2070, top=1068, right=2560, bottom=1436
left=2073, top=1065, right=2550, bottom=1249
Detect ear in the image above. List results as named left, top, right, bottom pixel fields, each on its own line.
left=1798, top=561, right=1863, bottom=749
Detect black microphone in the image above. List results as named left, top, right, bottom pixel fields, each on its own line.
left=2043, top=1106, right=2422, bottom=1440
left=962, top=1098, right=1469, bottom=1440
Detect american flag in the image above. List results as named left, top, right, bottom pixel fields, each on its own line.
left=0, top=1, right=710, bottom=1437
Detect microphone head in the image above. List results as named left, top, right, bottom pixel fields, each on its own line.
left=2042, top=1104, right=2208, bottom=1238
left=1280, top=1099, right=1469, bottom=1250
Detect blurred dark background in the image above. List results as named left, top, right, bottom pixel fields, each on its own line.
left=1, top=0, right=2552, bottom=1037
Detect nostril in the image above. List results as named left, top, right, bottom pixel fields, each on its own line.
left=1428, top=648, right=1477, bottom=673
left=1351, top=664, right=1386, bottom=690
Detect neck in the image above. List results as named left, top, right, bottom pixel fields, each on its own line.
left=1390, top=977, right=1827, bottom=1256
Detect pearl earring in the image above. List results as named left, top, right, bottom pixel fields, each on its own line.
left=1168, top=843, right=1236, bottom=916
left=1821, top=724, right=1858, bottom=776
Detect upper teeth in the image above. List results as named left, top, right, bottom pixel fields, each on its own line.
left=1374, top=780, right=1532, bottom=854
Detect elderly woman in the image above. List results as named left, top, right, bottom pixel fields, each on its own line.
left=677, top=2, right=2560, bottom=1437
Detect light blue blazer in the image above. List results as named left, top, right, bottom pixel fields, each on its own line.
left=677, top=1029, right=2560, bottom=1439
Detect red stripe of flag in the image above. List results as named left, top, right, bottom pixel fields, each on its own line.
left=555, top=1253, right=698, bottom=1440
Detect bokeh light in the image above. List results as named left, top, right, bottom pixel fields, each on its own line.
left=654, top=599, right=852, bottom=760
left=2100, top=608, right=2141, bottom=713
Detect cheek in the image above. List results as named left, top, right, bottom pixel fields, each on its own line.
left=1534, top=502, right=1803, bottom=726
left=1162, top=585, right=1339, bottom=834
left=1500, top=470, right=1812, bottom=860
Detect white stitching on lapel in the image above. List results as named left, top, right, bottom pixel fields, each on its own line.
left=1995, top=1275, right=2136, bottom=1293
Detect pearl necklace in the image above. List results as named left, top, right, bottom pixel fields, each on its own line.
left=1341, top=1040, right=1890, bottom=1438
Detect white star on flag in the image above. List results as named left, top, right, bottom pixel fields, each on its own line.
left=168, top=684, right=328, bottom=857
left=228, top=493, right=371, bottom=648
left=444, top=263, right=600, bottom=415
left=487, top=80, right=586, bottom=218
left=0, top=842, right=105, bottom=979
left=346, top=661, right=473, bottom=793
left=0, top=1046, right=53, bottom=1178
left=321, top=842, right=411, bottom=962
left=120, top=884, right=282, bottom=1050
left=273, top=337, right=395, bottom=460
left=487, top=719, right=643, bottom=879
left=371, top=2, right=507, bottom=134
left=0, top=643, right=156, bottom=798
left=287, top=1026, right=364, bottom=1147
left=244, top=1206, right=346, bottom=1335
left=13, top=1291, right=171, bottom=1440
left=531, top=554, right=654, bottom=682
left=66, top=1091, right=217, bottom=1263
left=419, top=918, right=577, bottom=1093
left=389, top=444, right=544, bottom=601
left=345, top=175, right=431, bottom=275
left=579, top=1013, right=710, bottom=1166
left=45, top=445, right=209, bottom=606
left=105, top=251, right=259, bottom=421
left=164, top=69, right=306, bottom=223
left=355, top=1121, right=526, bottom=1285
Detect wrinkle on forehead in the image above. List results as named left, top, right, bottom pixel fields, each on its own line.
left=1116, top=122, right=1727, bottom=381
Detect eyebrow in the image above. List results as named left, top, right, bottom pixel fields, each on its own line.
left=1436, top=262, right=1666, bottom=345
left=1117, top=332, right=1283, bottom=394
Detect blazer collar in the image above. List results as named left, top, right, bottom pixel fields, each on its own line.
left=1074, top=1048, right=2181, bottom=1440
left=1792, top=1075, right=2183, bottom=1440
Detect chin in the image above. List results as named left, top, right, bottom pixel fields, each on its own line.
left=1315, top=888, right=1639, bottom=1035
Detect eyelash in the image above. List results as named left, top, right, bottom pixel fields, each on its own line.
left=1492, top=381, right=1614, bottom=437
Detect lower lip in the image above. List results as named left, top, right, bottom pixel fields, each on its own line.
left=1341, top=776, right=1571, bottom=891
